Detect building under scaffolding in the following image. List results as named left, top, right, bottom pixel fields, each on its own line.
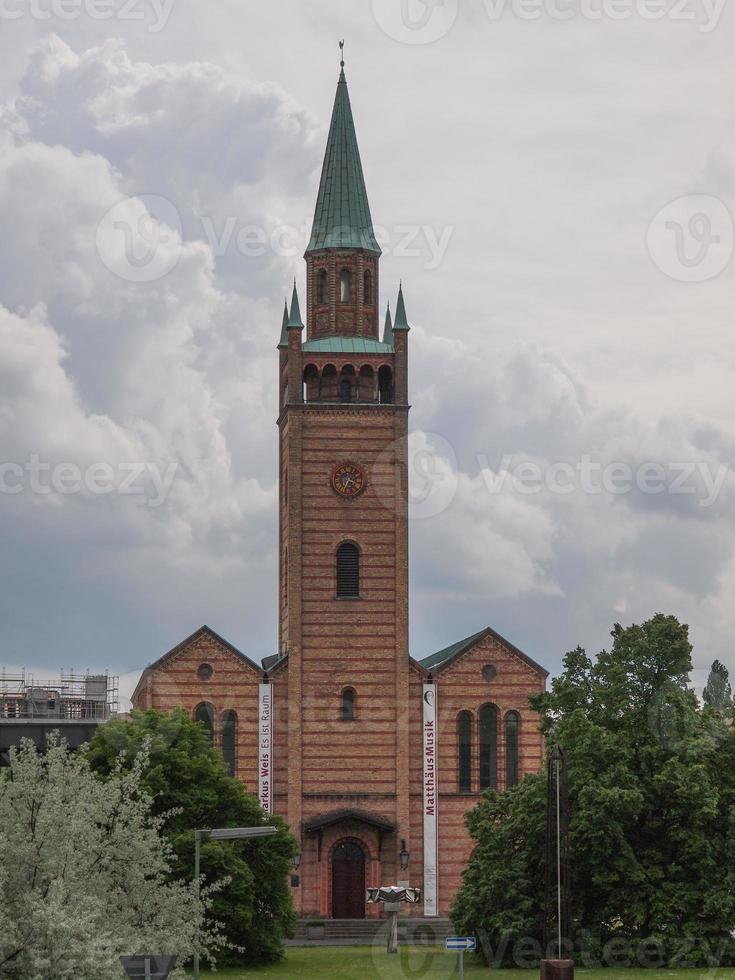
left=0, top=670, right=119, bottom=763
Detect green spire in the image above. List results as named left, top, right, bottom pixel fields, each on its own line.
left=287, top=280, right=304, bottom=330
left=382, top=302, right=393, bottom=345
left=306, top=68, right=381, bottom=255
left=277, top=298, right=289, bottom=348
left=393, top=283, right=410, bottom=331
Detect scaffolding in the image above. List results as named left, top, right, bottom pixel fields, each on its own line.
left=0, top=669, right=119, bottom=721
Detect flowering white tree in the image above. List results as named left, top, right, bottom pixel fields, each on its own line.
left=0, top=736, right=225, bottom=980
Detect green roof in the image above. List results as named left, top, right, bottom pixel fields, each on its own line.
left=420, top=626, right=549, bottom=677
left=277, top=298, right=289, bottom=348
left=393, top=283, right=410, bottom=331
left=287, top=281, right=304, bottom=331
left=420, top=630, right=487, bottom=672
left=382, top=303, right=393, bottom=345
left=302, top=335, right=393, bottom=354
left=306, top=69, right=381, bottom=255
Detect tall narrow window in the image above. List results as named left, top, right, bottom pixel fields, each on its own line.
left=317, top=269, right=328, bottom=304
left=458, top=711, right=473, bottom=793
left=505, top=711, right=520, bottom=788
left=336, top=542, right=360, bottom=598
left=221, top=710, right=237, bottom=776
left=194, top=702, right=214, bottom=743
left=479, top=703, right=498, bottom=791
left=339, top=376, right=352, bottom=402
left=363, top=270, right=373, bottom=304
left=341, top=687, right=356, bottom=721
left=340, top=268, right=351, bottom=303
left=378, top=366, right=393, bottom=404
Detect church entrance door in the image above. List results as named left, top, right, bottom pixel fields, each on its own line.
left=331, top=840, right=366, bottom=919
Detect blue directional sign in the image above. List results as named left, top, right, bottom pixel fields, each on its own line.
left=446, top=936, right=477, bottom=952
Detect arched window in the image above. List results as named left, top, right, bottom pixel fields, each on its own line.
left=363, top=270, right=373, bottom=305
left=341, top=687, right=356, bottom=721
left=194, top=702, right=214, bottom=744
left=505, top=711, right=520, bottom=788
left=458, top=711, right=473, bottom=793
left=303, top=363, right=320, bottom=402
left=378, top=366, right=393, bottom=404
left=221, top=710, right=237, bottom=776
left=338, top=366, right=355, bottom=403
left=317, top=268, right=328, bottom=304
left=478, top=704, right=498, bottom=791
left=340, top=268, right=352, bottom=303
left=339, top=376, right=352, bottom=402
left=336, top=542, right=360, bottom=598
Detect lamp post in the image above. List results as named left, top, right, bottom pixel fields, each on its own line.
left=193, top=825, right=277, bottom=980
left=399, top=839, right=410, bottom=872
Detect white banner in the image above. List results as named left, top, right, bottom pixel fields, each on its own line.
left=422, top=682, right=438, bottom=916
left=258, top=683, right=273, bottom=814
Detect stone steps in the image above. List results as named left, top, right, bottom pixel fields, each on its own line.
left=288, top=917, right=454, bottom=946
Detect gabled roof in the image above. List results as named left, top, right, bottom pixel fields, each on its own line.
left=132, top=626, right=262, bottom=702
left=303, top=808, right=396, bottom=834
left=302, top=336, right=393, bottom=355
left=261, top=652, right=288, bottom=675
left=420, top=626, right=548, bottom=678
left=306, top=68, right=381, bottom=255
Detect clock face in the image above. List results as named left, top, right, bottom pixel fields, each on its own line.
left=331, top=462, right=367, bottom=499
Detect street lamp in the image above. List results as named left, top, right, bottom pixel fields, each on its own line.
left=292, top=853, right=301, bottom=871
left=399, top=839, right=410, bottom=871
left=193, top=825, right=277, bottom=980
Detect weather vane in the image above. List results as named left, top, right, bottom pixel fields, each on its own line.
left=339, top=40, right=345, bottom=68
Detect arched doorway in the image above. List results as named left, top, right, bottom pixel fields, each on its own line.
left=331, top=840, right=366, bottom=919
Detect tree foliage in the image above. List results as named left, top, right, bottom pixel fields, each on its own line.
left=87, top=708, right=297, bottom=965
left=453, top=614, right=735, bottom=968
left=703, top=659, right=733, bottom=711
left=0, top=736, right=224, bottom=980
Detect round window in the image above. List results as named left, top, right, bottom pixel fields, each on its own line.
left=482, top=664, right=497, bottom=682
left=197, top=663, right=213, bottom=681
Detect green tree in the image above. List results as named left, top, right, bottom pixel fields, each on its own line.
left=453, top=614, right=735, bottom=968
left=0, top=736, right=225, bottom=980
left=702, top=659, right=733, bottom=711
left=87, top=709, right=296, bottom=966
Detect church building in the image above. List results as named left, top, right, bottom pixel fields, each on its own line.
left=132, top=64, right=548, bottom=921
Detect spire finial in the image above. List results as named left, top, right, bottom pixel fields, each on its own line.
left=339, top=39, right=345, bottom=68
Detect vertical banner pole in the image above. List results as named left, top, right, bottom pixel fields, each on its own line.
left=258, top=681, right=273, bottom=814
left=422, top=681, right=438, bottom=917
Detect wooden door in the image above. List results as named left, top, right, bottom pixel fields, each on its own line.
left=331, top=841, right=366, bottom=919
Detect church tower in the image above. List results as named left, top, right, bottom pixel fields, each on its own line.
left=277, top=62, right=412, bottom=916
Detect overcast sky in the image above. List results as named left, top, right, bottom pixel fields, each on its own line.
left=1, top=0, right=734, bottom=706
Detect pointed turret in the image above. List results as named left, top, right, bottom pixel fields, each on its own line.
left=382, top=302, right=394, bottom=346
left=306, top=68, right=381, bottom=255
left=393, top=283, right=410, bottom=331
left=277, top=298, right=289, bottom=348
left=287, top=280, right=304, bottom=331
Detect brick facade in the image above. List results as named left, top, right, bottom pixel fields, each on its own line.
left=131, top=65, right=548, bottom=921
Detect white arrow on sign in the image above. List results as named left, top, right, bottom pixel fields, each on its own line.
left=445, top=936, right=477, bottom=951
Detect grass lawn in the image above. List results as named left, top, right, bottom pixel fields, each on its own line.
left=195, top=947, right=735, bottom=979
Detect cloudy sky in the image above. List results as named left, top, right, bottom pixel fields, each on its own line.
left=1, top=0, right=734, bottom=706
